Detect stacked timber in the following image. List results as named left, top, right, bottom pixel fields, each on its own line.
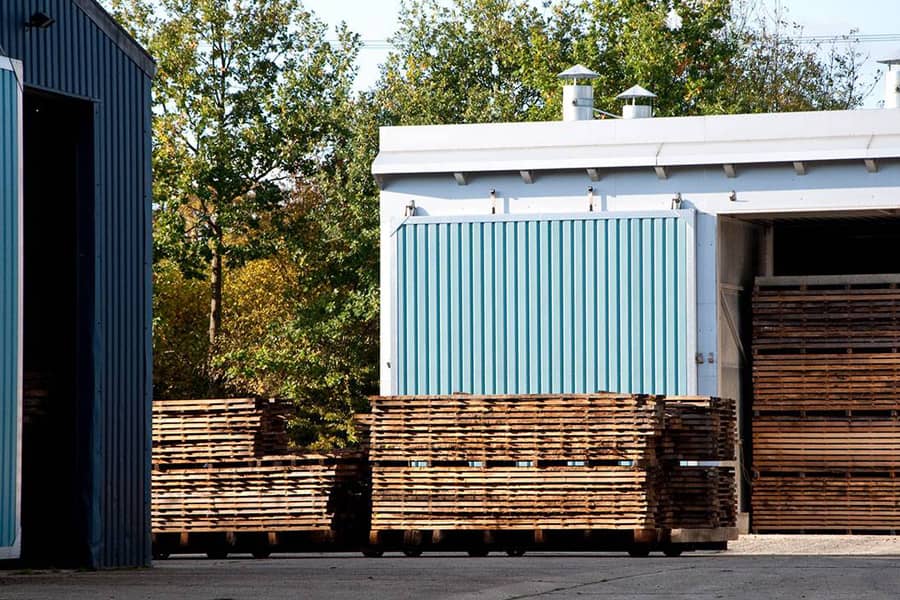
left=752, top=278, right=900, bottom=532
left=152, top=398, right=293, bottom=465
left=152, top=456, right=366, bottom=533
left=657, top=397, right=737, bottom=529
left=370, top=394, right=736, bottom=533
left=151, top=398, right=367, bottom=535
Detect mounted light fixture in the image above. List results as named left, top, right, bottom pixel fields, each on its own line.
left=26, top=11, right=56, bottom=29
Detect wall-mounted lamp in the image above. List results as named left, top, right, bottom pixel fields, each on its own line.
left=588, top=186, right=595, bottom=212
left=729, top=190, right=738, bottom=202
left=404, top=200, right=416, bottom=217
left=671, top=192, right=683, bottom=210
left=490, top=189, right=497, bottom=215
left=26, top=11, right=56, bottom=29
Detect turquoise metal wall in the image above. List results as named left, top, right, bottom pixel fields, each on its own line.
left=395, top=213, right=694, bottom=396
left=0, top=0, right=153, bottom=567
left=0, top=62, right=21, bottom=559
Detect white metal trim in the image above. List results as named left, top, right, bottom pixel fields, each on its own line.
left=403, top=210, right=686, bottom=226
left=0, top=57, right=24, bottom=560
left=15, top=56, right=23, bottom=560
left=684, top=209, right=698, bottom=395
left=390, top=221, right=400, bottom=395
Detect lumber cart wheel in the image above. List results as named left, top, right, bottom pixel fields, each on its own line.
left=662, top=545, right=684, bottom=557
left=206, top=550, right=229, bottom=559
left=467, top=548, right=490, bottom=557
left=362, top=548, right=384, bottom=558
left=252, top=550, right=272, bottom=559
left=627, top=545, right=651, bottom=557
left=505, top=548, right=526, bottom=557
left=152, top=552, right=170, bottom=560
left=402, top=548, right=423, bottom=557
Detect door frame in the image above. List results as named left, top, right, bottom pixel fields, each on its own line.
left=0, top=55, right=24, bottom=561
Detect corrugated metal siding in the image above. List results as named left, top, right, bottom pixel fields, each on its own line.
left=395, top=214, right=691, bottom=396
left=0, top=1, right=152, bottom=567
left=0, top=64, right=21, bottom=557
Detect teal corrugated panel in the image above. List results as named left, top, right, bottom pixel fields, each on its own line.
left=395, top=214, right=692, bottom=397
left=0, top=66, right=20, bottom=556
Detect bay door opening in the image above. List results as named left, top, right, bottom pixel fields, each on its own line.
left=21, top=89, right=94, bottom=566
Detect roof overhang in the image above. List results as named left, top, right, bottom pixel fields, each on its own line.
left=74, top=0, right=156, bottom=78
left=373, top=109, right=900, bottom=182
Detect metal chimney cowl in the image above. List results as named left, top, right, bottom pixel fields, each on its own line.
left=558, top=65, right=599, bottom=121
left=878, top=54, right=900, bottom=109
left=617, top=85, right=657, bottom=119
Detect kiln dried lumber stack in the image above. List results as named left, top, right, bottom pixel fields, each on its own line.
left=656, top=397, right=737, bottom=530
left=152, top=398, right=292, bottom=466
left=371, top=394, right=663, bottom=463
left=151, top=398, right=367, bottom=535
left=658, top=396, right=736, bottom=462
left=752, top=279, right=900, bottom=532
left=152, top=456, right=365, bottom=533
left=370, top=393, right=736, bottom=533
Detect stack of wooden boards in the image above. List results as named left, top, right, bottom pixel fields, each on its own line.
left=152, top=398, right=366, bottom=536
left=752, top=279, right=900, bottom=531
left=369, top=394, right=736, bottom=534
left=658, top=397, right=737, bottom=530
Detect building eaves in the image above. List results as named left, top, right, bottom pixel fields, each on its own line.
left=74, top=0, right=156, bottom=78
left=372, top=109, right=900, bottom=178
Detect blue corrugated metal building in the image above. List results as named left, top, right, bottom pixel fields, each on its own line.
left=0, top=0, right=153, bottom=568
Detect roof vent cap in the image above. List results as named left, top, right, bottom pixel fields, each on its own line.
left=616, top=85, right=656, bottom=119
left=877, top=53, right=900, bottom=109
left=558, top=65, right=599, bottom=121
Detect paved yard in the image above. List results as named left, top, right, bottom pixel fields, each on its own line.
left=2, top=542, right=900, bottom=600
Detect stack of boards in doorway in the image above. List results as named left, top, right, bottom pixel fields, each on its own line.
left=151, top=398, right=368, bottom=557
left=368, top=393, right=737, bottom=552
left=752, top=276, right=900, bottom=532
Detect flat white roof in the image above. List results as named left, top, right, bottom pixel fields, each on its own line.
left=372, top=109, right=900, bottom=177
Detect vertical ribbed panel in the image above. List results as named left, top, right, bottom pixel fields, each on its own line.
left=0, top=64, right=21, bottom=557
left=396, top=215, right=690, bottom=396
left=0, top=1, right=152, bottom=568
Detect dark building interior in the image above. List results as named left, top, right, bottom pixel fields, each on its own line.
left=775, top=217, right=900, bottom=275
left=21, top=89, right=94, bottom=566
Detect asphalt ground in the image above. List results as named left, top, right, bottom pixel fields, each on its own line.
left=2, top=544, right=900, bottom=600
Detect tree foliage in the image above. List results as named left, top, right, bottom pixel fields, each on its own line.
left=112, top=0, right=360, bottom=366
left=114, top=0, right=870, bottom=448
left=152, top=260, right=210, bottom=399
left=377, top=0, right=869, bottom=125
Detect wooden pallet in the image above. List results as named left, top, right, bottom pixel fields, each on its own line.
left=370, top=394, right=737, bottom=533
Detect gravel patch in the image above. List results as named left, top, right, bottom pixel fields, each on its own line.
left=728, top=534, right=900, bottom=555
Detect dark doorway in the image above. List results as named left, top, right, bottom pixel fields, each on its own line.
left=774, top=218, right=900, bottom=275
left=21, top=89, right=94, bottom=566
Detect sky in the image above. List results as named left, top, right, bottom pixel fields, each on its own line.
left=303, top=0, right=899, bottom=108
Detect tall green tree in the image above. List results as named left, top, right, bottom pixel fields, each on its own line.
left=112, top=0, right=360, bottom=389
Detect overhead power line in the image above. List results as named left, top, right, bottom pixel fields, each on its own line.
left=346, top=33, right=900, bottom=50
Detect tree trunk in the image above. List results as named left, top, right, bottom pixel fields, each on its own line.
left=209, top=246, right=222, bottom=349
